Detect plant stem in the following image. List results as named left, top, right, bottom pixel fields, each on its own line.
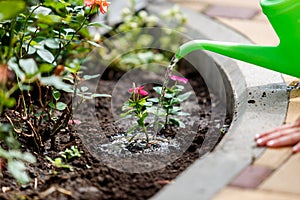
left=142, top=125, right=149, bottom=145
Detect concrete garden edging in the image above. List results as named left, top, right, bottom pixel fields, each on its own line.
left=147, top=1, right=288, bottom=200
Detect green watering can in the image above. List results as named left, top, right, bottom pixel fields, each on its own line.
left=176, top=0, right=300, bottom=78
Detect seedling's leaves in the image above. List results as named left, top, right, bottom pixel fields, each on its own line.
left=143, top=101, right=153, bottom=107
left=177, top=91, right=192, bottom=102
left=126, top=124, right=139, bottom=136
left=137, top=112, right=148, bottom=126
left=170, top=98, right=180, bottom=105
left=153, top=86, right=162, bottom=95
left=170, top=118, right=185, bottom=128
left=120, top=109, right=136, bottom=118
left=164, top=93, right=174, bottom=99
left=147, top=98, right=159, bottom=103
left=174, top=85, right=184, bottom=90
left=169, top=106, right=181, bottom=113
left=146, top=106, right=166, bottom=116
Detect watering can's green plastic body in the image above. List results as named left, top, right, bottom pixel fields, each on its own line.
left=176, top=0, right=300, bottom=78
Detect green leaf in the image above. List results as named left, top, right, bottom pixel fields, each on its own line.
left=126, top=124, right=139, bottom=135
left=87, top=40, right=102, bottom=47
left=0, top=1, right=25, bottom=21
left=153, top=86, right=162, bottom=95
left=49, top=101, right=55, bottom=109
left=40, top=75, right=72, bottom=92
left=19, top=58, right=38, bottom=75
left=147, top=98, right=159, bottom=103
left=170, top=118, right=185, bottom=128
left=91, top=94, right=112, bottom=98
left=176, top=111, right=190, bottom=116
left=22, top=152, right=36, bottom=163
left=3, top=97, right=16, bottom=108
left=87, top=22, right=112, bottom=30
left=143, top=102, right=153, bottom=107
left=170, top=106, right=181, bottom=113
left=177, top=91, right=192, bottom=102
left=8, top=160, right=31, bottom=184
left=22, top=44, right=36, bottom=55
left=80, top=86, right=88, bottom=92
left=32, top=6, right=52, bottom=15
left=170, top=98, right=180, bottom=105
left=82, top=74, right=100, bottom=81
left=175, top=85, right=184, bottom=90
left=146, top=106, right=166, bottom=116
left=37, top=14, right=62, bottom=24
left=45, top=39, right=60, bottom=49
left=39, top=63, right=54, bottom=73
left=37, top=49, right=55, bottom=63
left=64, top=28, right=76, bottom=34
left=52, top=90, right=61, bottom=101
left=164, top=93, right=174, bottom=99
left=56, top=102, right=67, bottom=111
left=8, top=57, right=25, bottom=80
left=19, top=84, right=33, bottom=91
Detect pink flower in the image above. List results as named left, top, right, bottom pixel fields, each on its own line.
left=68, top=119, right=82, bottom=125
left=129, top=86, right=148, bottom=96
left=169, top=75, right=188, bottom=84
left=84, top=0, right=110, bottom=14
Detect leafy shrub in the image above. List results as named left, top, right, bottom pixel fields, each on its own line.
left=0, top=123, right=36, bottom=184
left=97, top=2, right=187, bottom=76
left=0, top=0, right=110, bottom=183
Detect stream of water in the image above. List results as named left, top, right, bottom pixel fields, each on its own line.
left=153, top=56, right=179, bottom=136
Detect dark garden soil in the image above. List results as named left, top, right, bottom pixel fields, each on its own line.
left=0, top=62, right=231, bottom=200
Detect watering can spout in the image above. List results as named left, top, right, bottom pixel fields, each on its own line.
left=176, top=0, right=300, bottom=78
left=176, top=40, right=300, bottom=77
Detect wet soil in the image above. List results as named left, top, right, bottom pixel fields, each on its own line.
left=0, top=63, right=231, bottom=200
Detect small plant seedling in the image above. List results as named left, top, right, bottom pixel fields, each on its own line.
left=59, top=145, right=83, bottom=163
left=46, top=145, right=83, bottom=172
left=46, top=156, right=74, bottom=172
left=120, top=74, right=192, bottom=149
left=150, top=74, right=192, bottom=128
left=121, top=83, right=152, bottom=144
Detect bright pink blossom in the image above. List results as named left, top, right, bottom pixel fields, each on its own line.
left=169, top=74, right=188, bottom=84
left=84, top=0, right=110, bottom=14
left=129, top=86, right=148, bottom=96
left=68, top=119, right=82, bottom=125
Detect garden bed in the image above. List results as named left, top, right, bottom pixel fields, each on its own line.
left=0, top=58, right=231, bottom=199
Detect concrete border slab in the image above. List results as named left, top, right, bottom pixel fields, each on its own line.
left=148, top=1, right=288, bottom=200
